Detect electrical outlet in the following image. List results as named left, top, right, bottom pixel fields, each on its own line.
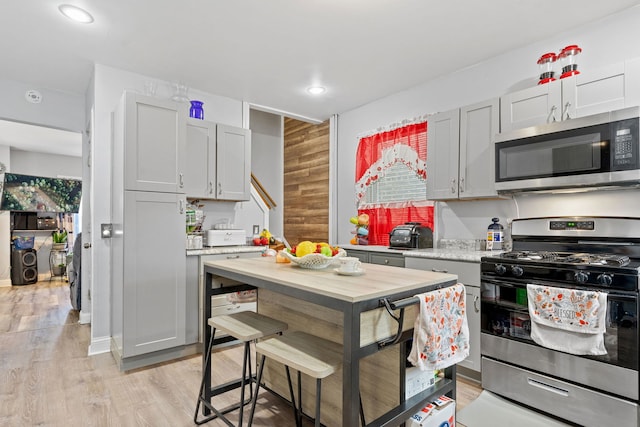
left=253, top=225, right=260, bottom=235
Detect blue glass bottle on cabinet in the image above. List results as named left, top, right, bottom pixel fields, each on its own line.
left=189, top=100, right=204, bottom=120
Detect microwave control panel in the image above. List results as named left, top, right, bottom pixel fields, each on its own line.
left=612, top=118, right=639, bottom=169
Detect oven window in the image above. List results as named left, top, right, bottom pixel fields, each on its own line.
left=481, top=281, right=638, bottom=370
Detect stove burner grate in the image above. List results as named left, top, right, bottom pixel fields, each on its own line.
left=501, top=251, right=559, bottom=261
left=563, top=253, right=630, bottom=266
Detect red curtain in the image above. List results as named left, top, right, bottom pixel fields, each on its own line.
left=359, top=203, right=434, bottom=246
left=355, top=122, right=433, bottom=246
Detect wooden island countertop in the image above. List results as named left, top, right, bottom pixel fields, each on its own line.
left=202, top=256, right=458, bottom=426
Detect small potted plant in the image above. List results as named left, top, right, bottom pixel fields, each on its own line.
left=52, top=230, right=68, bottom=251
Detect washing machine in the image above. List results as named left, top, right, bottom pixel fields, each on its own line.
left=11, top=248, right=38, bottom=285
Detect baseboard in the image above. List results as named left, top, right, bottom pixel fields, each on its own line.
left=78, top=310, right=91, bottom=324
left=0, top=278, right=11, bottom=287
left=88, top=336, right=111, bottom=356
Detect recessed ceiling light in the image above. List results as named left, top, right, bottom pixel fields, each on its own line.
left=307, top=86, right=326, bottom=95
left=58, top=4, right=94, bottom=23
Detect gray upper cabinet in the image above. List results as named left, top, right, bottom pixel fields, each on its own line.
left=185, top=119, right=216, bottom=198
left=122, top=92, right=186, bottom=193
left=184, top=120, right=251, bottom=201
left=427, top=98, right=499, bottom=200
left=216, top=124, right=251, bottom=201
left=501, top=58, right=640, bottom=133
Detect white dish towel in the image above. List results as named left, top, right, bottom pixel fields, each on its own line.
left=527, top=284, right=607, bottom=356
left=408, top=283, right=469, bottom=370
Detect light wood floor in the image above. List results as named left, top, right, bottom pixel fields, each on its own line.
left=0, top=280, right=482, bottom=426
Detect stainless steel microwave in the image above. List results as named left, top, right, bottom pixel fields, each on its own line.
left=494, top=106, right=640, bottom=193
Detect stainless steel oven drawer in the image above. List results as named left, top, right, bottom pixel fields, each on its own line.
left=482, top=357, right=638, bottom=427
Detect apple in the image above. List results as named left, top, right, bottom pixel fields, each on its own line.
left=253, top=237, right=262, bottom=246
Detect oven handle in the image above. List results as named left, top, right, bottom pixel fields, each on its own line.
left=482, top=277, right=636, bottom=300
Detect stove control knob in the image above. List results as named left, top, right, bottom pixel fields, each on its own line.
left=597, top=273, right=613, bottom=286
left=494, top=264, right=507, bottom=275
left=511, top=265, right=524, bottom=277
left=574, top=271, right=590, bottom=284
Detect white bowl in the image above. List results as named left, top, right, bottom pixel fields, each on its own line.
left=280, top=249, right=346, bottom=269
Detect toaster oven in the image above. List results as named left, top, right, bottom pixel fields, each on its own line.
left=389, top=222, right=433, bottom=249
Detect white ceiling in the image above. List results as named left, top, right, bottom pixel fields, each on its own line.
left=1, top=0, right=640, bottom=155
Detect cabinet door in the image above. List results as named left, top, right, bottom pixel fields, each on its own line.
left=216, top=124, right=251, bottom=201
left=124, top=93, right=186, bottom=193
left=500, top=80, right=562, bottom=132
left=185, top=119, right=216, bottom=198
left=458, top=285, right=481, bottom=373
left=459, top=98, right=499, bottom=199
left=123, top=191, right=186, bottom=356
left=426, top=109, right=460, bottom=200
left=562, top=61, right=627, bottom=120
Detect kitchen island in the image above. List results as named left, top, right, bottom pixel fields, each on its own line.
left=202, top=256, right=458, bottom=426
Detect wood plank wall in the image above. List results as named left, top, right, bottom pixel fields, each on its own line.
left=283, top=118, right=330, bottom=246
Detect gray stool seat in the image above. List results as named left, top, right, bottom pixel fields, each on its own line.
left=248, top=331, right=347, bottom=427
left=194, top=311, right=287, bottom=426
left=209, top=311, right=289, bottom=342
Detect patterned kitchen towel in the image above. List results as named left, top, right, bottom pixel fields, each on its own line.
left=408, top=283, right=469, bottom=370
left=527, top=284, right=607, bottom=355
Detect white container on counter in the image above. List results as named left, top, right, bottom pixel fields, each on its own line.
left=205, top=229, right=246, bottom=247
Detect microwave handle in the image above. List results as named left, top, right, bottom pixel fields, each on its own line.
left=547, top=105, right=558, bottom=123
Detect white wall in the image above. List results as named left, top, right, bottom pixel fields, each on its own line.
left=90, top=64, right=245, bottom=353
left=249, top=109, right=283, bottom=238
left=335, top=5, right=640, bottom=245
left=9, top=150, right=81, bottom=178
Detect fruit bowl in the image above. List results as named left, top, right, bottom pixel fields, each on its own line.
left=280, top=249, right=346, bottom=269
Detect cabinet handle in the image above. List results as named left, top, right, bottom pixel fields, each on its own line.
left=431, top=268, right=448, bottom=273
left=179, top=199, right=184, bottom=214
left=473, top=294, right=480, bottom=313
left=547, top=105, right=558, bottom=123
left=451, top=178, right=456, bottom=194
left=209, top=181, right=213, bottom=194
left=459, top=177, right=465, bottom=193
left=218, top=182, right=222, bottom=195
left=226, top=255, right=240, bottom=259
left=179, top=173, right=184, bottom=188
left=384, top=259, right=390, bottom=264
left=562, top=101, right=572, bottom=120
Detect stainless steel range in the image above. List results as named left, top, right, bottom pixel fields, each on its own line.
left=480, top=217, right=640, bottom=427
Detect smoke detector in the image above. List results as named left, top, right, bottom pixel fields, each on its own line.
left=25, top=90, right=42, bottom=104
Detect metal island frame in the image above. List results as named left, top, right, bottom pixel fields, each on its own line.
left=201, top=256, right=458, bottom=426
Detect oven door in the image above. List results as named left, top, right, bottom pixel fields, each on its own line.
left=481, top=277, right=639, bottom=398
left=481, top=277, right=638, bottom=369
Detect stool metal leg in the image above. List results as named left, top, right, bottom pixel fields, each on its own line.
left=194, top=327, right=215, bottom=424
left=285, top=367, right=302, bottom=427
left=314, top=378, right=322, bottom=427
left=238, top=340, right=252, bottom=426
left=247, top=354, right=266, bottom=427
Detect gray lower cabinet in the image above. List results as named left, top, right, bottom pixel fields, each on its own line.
left=405, top=257, right=481, bottom=377
left=345, top=249, right=405, bottom=267
left=110, top=191, right=187, bottom=371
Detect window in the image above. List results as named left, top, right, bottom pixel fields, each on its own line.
left=354, top=122, right=433, bottom=246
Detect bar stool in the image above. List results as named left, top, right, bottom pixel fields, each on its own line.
left=247, top=331, right=364, bottom=427
left=194, top=311, right=288, bottom=426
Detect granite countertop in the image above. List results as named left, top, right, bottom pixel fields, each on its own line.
left=186, top=245, right=266, bottom=256
left=340, top=244, right=502, bottom=262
